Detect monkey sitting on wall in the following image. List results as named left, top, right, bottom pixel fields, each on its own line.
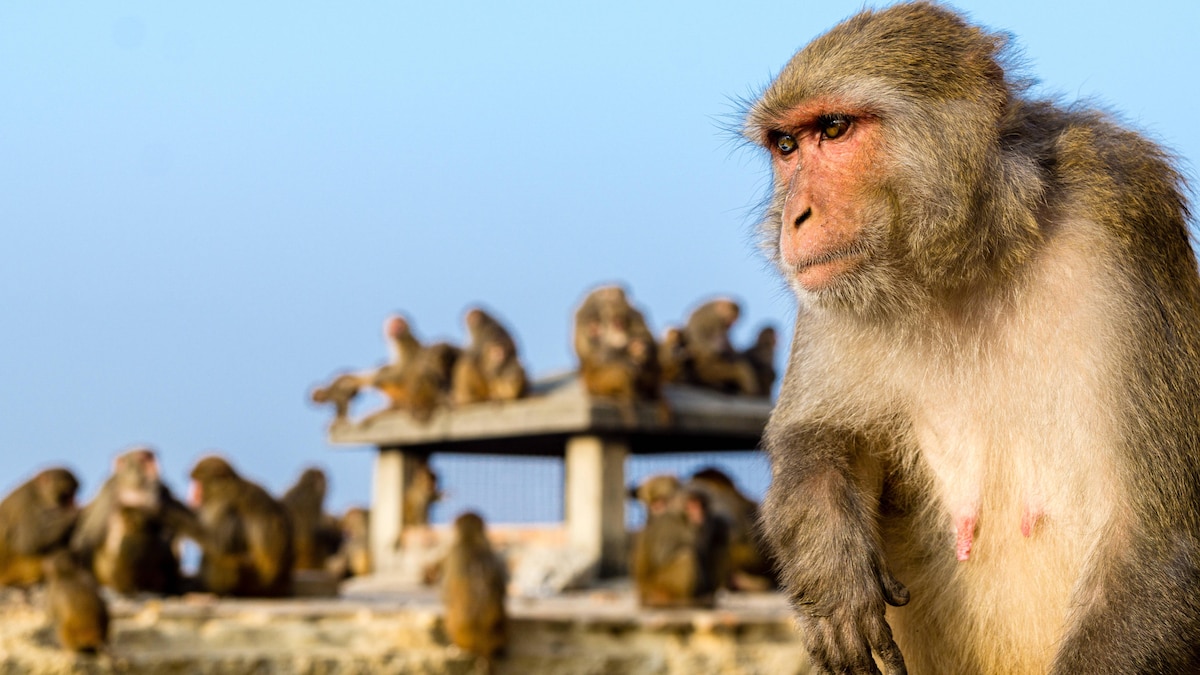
left=0, top=468, right=79, bottom=587
left=451, top=307, right=528, bottom=405
left=746, top=2, right=1200, bottom=673
left=629, top=474, right=728, bottom=608
left=43, top=551, right=110, bottom=655
left=189, top=455, right=294, bottom=597
left=442, top=512, right=507, bottom=668
left=573, top=285, right=664, bottom=416
left=681, top=298, right=761, bottom=396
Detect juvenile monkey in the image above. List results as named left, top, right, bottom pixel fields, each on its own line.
left=629, top=474, right=726, bottom=608
left=0, top=468, right=79, bottom=586
left=310, top=372, right=366, bottom=422
left=657, top=326, right=692, bottom=385
left=328, top=507, right=370, bottom=579
left=746, top=3, right=1200, bottom=673
left=451, top=307, right=527, bottom=405
left=402, top=459, right=442, bottom=527
left=43, top=551, right=110, bottom=654
left=280, top=467, right=338, bottom=571
left=741, top=326, right=778, bottom=398
left=442, top=512, right=507, bottom=667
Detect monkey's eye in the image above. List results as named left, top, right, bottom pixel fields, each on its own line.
left=773, top=133, right=797, bottom=155
left=819, top=115, right=852, bottom=141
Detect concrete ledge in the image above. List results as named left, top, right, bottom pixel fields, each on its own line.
left=328, top=373, right=773, bottom=455
left=0, top=586, right=810, bottom=675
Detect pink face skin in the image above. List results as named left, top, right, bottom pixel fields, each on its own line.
left=766, top=97, right=883, bottom=292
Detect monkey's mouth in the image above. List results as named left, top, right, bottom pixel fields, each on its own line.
left=790, top=243, right=868, bottom=283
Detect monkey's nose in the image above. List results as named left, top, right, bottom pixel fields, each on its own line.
left=793, top=208, right=812, bottom=229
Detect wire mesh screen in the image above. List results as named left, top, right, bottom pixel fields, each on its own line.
left=428, top=453, right=564, bottom=525
left=426, top=449, right=769, bottom=528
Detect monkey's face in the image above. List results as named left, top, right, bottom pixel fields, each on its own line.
left=763, top=97, right=887, bottom=295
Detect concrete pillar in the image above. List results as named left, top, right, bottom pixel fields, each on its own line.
left=564, top=435, right=628, bottom=578
left=370, top=448, right=405, bottom=574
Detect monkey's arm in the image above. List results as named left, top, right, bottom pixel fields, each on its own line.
left=16, top=506, right=78, bottom=555
left=761, top=425, right=908, bottom=675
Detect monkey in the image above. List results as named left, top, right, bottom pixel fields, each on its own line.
left=628, top=474, right=726, bottom=608
left=42, top=550, right=110, bottom=654
left=686, top=467, right=775, bottom=591
left=71, top=447, right=200, bottom=595
left=657, top=326, right=692, bottom=385
left=741, top=326, right=778, bottom=398
left=744, top=3, right=1200, bottom=673
left=405, top=342, right=463, bottom=421
left=94, top=506, right=171, bottom=596
left=189, top=455, right=294, bottom=597
left=310, top=372, right=366, bottom=422
left=403, top=459, right=442, bottom=528
left=0, top=468, right=79, bottom=587
left=573, top=285, right=664, bottom=413
left=327, top=507, right=370, bottom=579
left=682, top=298, right=760, bottom=396
left=442, top=512, right=507, bottom=668
left=451, top=307, right=527, bottom=405
left=281, top=467, right=340, bottom=571
left=372, top=314, right=426, bottom=410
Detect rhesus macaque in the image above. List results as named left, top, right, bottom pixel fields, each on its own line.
left=687, top=467, right=775, bottom=591
left=0, top=468, right=79, bottom=586
left=95, top=506, right=171, bottom=596
left=683, top=299, right=760, bottom=396
left=310, top=372, right=366, bottom=422
left=189, top=455, right=294, bottom=597
left=629, top=474, right=726, bottom=608
left=746, top=3, right=1200, bottom=673
left=657, top=326, right=692, bottom=385
left=741, top=326, right=778, bottom=398
left=328, top=507, right=370, bottom=579
left=281, top=467, right=340, bottom=571
left=443, top=512, right=507, bottom=666
left=403, top=459, right=442, bottom=528
left=451, top=307, right=527, bottom=405
left=43, top=551, right=109, bottom=654
left=372, top=313, right=426, bottom=409
left=573, top=285, right=662, bottom=405
left=71, top=447, right=200, bottom=595
left=404, top=342, right=463, bottom=421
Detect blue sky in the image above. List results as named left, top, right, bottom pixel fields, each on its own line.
left=2, top=1, right=1197, bottom=514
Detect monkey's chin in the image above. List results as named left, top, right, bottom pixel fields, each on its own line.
left=793, top=254, right=863, bottom=292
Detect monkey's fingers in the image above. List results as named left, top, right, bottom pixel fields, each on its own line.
left=864, top=612, right=907, bottom=675
left=875, top=565, right=910, bottom=607
left=802, top=612, right=884, bottom=675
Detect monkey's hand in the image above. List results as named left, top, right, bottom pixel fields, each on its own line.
left=761, top=427, right=909, bottom=675
left=792, top=552, right=909, bottom=675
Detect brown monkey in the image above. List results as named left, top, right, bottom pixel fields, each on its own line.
left=43, top=551, right=109, bottom=654
left=189, top=455, right=294, bottom=597
left=94, top=506, right=171, bottom=596
left=573, top=285, right=662, bottom=405
left=629, top=474, right=726, bottom=608
left=746, top=3, right=1200, bottom=673
left=372, top=314, right=426, bottom=408
left=683, top=298, right=760, bottom=395
left=328, top=507, right=370, bottom=578
left=443, top=512, right=507, bottom=667
left=686, top=467, right=775, bottom=591
left=741, top=326, right=777, bottom=398
left=657, top=326, right=692, bottom=385
left=403, top=459, right=442, bottom=527
left=0, top=468, right=79, bottom=586
left=451, top=307, right=527, bottom=405
left=310, top=372, right=366, bottom=422
left=281, top=467, right=339, bottom=571
left=405, top=341, right=463, bottom=421
left=71, top=447, right=199, bottom=595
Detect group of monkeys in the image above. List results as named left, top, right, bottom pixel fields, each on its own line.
left=311, top=287, right=778, bottom=424
left=0, top=448, right=371, bottom=654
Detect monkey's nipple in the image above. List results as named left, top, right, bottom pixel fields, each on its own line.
left=955, top=514, right=977, bottom=562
